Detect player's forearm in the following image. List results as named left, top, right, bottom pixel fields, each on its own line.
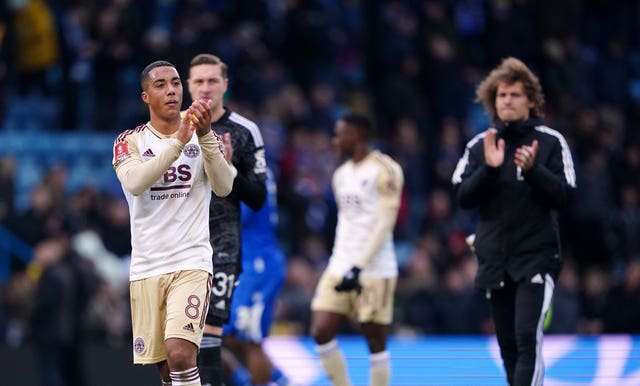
left=355, top=206, right=399, bottom=269
left=456, top=165, right=498, bottom=209
left=116, top=139, right=184, bottom=196
left=199, top=131, right=234, bottom=197
left=233, top=174, right=267, bottom=210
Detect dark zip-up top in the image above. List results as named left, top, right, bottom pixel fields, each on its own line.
left=209, top=107, right=267, bottom=267
left=452, top=119, right=576, bottom=288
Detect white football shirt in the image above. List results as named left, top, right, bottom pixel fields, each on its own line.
left=113, top=124, right=213, bottom=281
left=327, top=150, right=403, bottom=278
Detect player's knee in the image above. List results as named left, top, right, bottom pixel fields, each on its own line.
left=166, top=343, right=195, bottom=371
left=310, top=324, right=332, bottom=344
left=365, top=335, right=386, bottom=353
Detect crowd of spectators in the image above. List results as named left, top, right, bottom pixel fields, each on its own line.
left=2, top=0, right=640, bottom=347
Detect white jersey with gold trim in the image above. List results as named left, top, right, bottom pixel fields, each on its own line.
left=113, top=124, right=213, bottom=281
left=327, top=150, right=403, bottom=278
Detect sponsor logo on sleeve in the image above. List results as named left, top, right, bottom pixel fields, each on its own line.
left=114, top=141, right=131, bottom=165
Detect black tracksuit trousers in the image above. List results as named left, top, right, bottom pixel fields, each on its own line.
left=489, top=273, right=554, bottom=386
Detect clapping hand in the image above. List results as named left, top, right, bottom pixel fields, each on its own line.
left=223, top=133, right=233, bottom=164
left=483, top=128, right=505, bottom=167
left=189, top=99, right=214, bottom=137
left=514, top=140, right=538, bottom=172
left=178, top=99, right=214, bottom=144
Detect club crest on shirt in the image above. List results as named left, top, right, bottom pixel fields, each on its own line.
left=133, top=337, right=146, bottom=354
left=183, top=144, right=200, bottom=158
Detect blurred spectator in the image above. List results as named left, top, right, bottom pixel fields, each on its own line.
left=453, top=0, right=487, bottom=66
left=97, top=196, right=131, bottom=258
left=0, top=3, right=7, bottom=125
left=5, top=0, right=60, bottom=131
left=11, top=0, right=60, bottom=98
left=606, top=185, right=640, bottom=273
left=90, top=0, right=141, bottom=131
left=419, top=188, right=457, bottom=269
left=389, top=118, right=428, bottom=240
left=4, top=184, right=66, bottom=247
left=57, top=3, right=94, bottom=130
left=578, top=267, right=611, bottom=334
left=568, top=149, right=614, bottom=271
left=595, top=38, right=630, bottom=107
left=397, top=238, right=439, bottom=334
left=486, top=0, right=536, bottom=65
left=0, top=156, right=15, bottom=222
left=380, top=54, right=431, bottom=134
left=433, top=117, right=465, bottom=187
left=433, top=263, right=487, bottom=334
left=274, top=256, right=318, bottom=335
left=603, top=259, right=640, bottom=333
left=421, top=33, right=467, bottom=123
left=308, top=81, right=347, bottom=134
left=30, top=235, right=98, bottom=386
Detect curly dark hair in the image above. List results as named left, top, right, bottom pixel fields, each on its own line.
left=475, top=57, right=545, bottom=123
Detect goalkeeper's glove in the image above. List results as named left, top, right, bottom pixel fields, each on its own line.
left=334, top=266, right=362, bottom=294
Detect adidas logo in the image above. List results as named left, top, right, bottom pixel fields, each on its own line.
left=183, top=323, right=195, bottom=333
left=142, top=148, right=155, bottom=157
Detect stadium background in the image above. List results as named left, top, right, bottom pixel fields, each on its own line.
left=1, top=0, right=640, bottom=385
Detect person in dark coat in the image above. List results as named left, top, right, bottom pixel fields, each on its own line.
left=451, top=57, right=576, bottom=386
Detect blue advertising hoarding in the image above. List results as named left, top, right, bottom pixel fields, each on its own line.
left=264, top=335, right=640, bottom=385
